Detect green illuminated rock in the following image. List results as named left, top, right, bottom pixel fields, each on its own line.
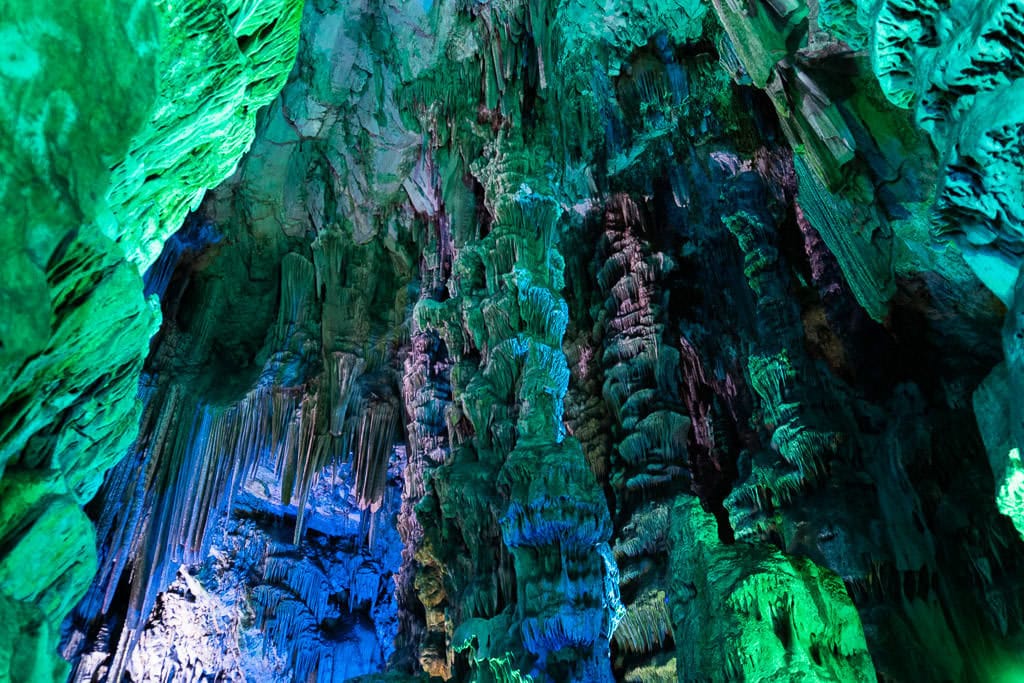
left=670, top=497, right=875, bottom=682
left=0, top=0, right=301, bottom=679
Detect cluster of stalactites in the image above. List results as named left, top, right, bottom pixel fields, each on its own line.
left=68, top=381, right=292, bottom=682
left=252, top=530, right=397, bottom=683
left=597, top=195, right=691, bottom=499
left=591, top=194, right=690, bottom=679
left=717, top=175, right=842, bottom=542
left=275, top=244, right=402, bottom=532
left=413, top=144, right=616, bottom=681
left=66, top=237, right=406, bottom=679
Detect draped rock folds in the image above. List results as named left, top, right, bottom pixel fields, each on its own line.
left=670, top=497, right=875, bottom=683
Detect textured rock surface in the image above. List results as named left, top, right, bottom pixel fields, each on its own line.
left=670, top=497, right=875, bottom=682
left=66, top=454, right=405, bottom=682
left=0, top=1, right=301, bottom=680
left=7, top=0, right=1024, bottom=681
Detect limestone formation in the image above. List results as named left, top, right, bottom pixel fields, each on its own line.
left=5, top=0, right=1024, bottom=682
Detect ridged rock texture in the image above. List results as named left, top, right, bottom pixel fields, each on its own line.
left=6, top=0, right=1024, bottom=682
left=0, top=0, right=302, bottom=680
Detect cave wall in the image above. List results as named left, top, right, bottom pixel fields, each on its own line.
left=0, top=0, right=303, bottom=679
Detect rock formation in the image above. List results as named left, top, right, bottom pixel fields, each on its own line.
left=0, top=0, right=302, bottom=678
left=4, top=0, right=1024, bottom=682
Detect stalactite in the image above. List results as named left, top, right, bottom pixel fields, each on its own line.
left=276, top=253, right=318, bottom=344
left=395, top=308, right=454, bottom=672
left=720, top=172, right=845, bottom=539
left=592, top=193, right=690, bottom=675
left=411, top=143, right=617, bottom=682
left=328, top=352, right=366, bottom=436
left=70, top=378, right=297, bottom=681
left=278, top=390, right=333, bottom=544
left=351, top=399, right=402, bottom=513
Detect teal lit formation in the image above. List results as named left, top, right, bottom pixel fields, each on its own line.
left=4, top=0, right=1024, bottom=681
